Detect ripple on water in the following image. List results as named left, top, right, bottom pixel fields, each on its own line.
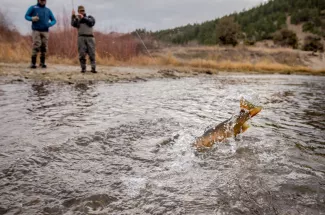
left=0, top=74, right=324, bottom=214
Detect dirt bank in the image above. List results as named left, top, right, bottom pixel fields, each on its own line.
left=0, top=63, right=200, bottom=83
left=0, top=59, right=324, bottom=84
left=154, top=46, right=325, bottom=70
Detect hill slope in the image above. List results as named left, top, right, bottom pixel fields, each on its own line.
left=153, top=0, right=325, bottom=45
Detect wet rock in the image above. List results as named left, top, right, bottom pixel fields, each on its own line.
left=82, top=169, right=91, bottom=173
left=158, top=69, right=181, bottom=78
left=0, top=207, right=8, bottom=215
left=66, top=81, right=74, bottom=85
left=43, top=205, right=62, bottom=215
left=62, top=194, right=118, bottom=213
left=75, top=83, right=89, bottom=91
left=204, top=70, right=213, bottom=75
left=93, top=132, right=105, bottom=142
left=134, top=76, right=147, bottom=82
left=23, top=198, right=41, bottom=207
left=88, top=194, right=119, bottom=204
left=75, top=137, right=92, bottom=147
left=62, top=198, right=80, bottom=208
left=10, top=78, right=24, bottom=83
left=235, top=147, right=254, bottom=156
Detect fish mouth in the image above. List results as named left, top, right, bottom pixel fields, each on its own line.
left=240, top=98, right=262, bottom=117
left=249, top=106, right=262, bottom=117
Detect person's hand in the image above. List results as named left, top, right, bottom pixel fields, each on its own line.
left=72, top=9, right=76, bottom=16
left=78, top=13, right=84, bottom=19
left=32, top=16, right=39, bottom=22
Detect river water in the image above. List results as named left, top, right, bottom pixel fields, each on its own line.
left=0, top=74, right=324, bottom=215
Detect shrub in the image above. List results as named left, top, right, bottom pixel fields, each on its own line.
left=303, top=36, right=324, bottom=52
left=273, top=29, right=298, bottom=49
left=0, top=10, right=142, bottom=61
left=216, top=16, right=241, bottom=46
left=244, top=39, right=256, bottom=46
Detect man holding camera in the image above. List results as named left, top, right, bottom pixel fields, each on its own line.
left=71, top=6, right=97, bottom=73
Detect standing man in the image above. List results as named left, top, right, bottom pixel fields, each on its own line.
left=25, top=0, right=56, bottom=69
left=71, top=6, right=97, bottom=73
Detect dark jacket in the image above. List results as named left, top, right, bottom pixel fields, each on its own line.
left=25, top=3, right=56, bottom=32
left=71, top=14, right=96, bottom=37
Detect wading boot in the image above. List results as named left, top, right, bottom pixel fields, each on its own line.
left=40, top=56, right=47, bottom=68
left=91, top=67, right=97, bottom=73
left=30, top=56, right=37, bottom=69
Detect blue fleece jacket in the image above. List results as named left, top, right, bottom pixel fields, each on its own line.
left=25, top=3, right=56, bottom=32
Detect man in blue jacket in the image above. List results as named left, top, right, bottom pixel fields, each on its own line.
left=25, top=0, right=56, bottom=69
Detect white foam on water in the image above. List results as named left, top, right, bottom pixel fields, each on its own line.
left=121, top=176, right=147, bottom=198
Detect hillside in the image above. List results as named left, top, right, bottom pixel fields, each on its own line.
left=153, top=0, right=325, bottom=46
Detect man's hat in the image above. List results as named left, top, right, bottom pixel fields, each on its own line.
left=78, top=5, right=85, bottom=11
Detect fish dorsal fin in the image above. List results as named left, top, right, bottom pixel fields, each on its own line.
left=240, top=98, right=255, bottom=110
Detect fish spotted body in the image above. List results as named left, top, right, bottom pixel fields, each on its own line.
left=194, top=99, right=262, bottom=150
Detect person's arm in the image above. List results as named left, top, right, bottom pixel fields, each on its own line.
left=71, top=15, right=80, bottom=28
left=84, top=15, right=96, bottom=27
left=48, top=9, right=57, bottom=27
left=71, top=10, right=80, bottom=28
left=25, top=6, right=34, bottom=22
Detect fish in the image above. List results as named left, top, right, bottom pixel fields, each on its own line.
left=194, top=98, right=262, bottom=150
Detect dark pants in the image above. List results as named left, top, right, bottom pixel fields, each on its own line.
left=78, top=36, right=96, bottom=70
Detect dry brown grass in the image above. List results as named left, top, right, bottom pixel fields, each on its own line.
left=0, top=10, right=142, bottom=65
left=182, top=58, right=313, bottom=73
left=1, top=39, right=323, bottom=74
left=0, top=10, right=324, bottom=75
left=94, top=54, right=320, bottom=74
left=0, top=41, right=30, bottom=63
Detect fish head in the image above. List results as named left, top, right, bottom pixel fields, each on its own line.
left=233, top=98, right=262, bottom=136
left=240, top=98, right=262, bottom=117
left=236, top=109, right=251, bottom=125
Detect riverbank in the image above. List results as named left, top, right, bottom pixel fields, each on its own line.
left=0, top=60, right=324, bottom=84
left=0, top=63, right=198, bottom=84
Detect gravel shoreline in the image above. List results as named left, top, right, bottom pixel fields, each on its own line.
left=0, top=62, right=324, bottom=84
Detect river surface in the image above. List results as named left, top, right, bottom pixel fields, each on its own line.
left=0, top=74, right=324, bottom=215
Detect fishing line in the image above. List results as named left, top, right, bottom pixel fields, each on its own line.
left=135, top=30, right=154, bottom=60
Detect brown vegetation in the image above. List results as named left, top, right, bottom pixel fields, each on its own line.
left=0, top=10, right=324, bottom=75
left=0, top=10, right=142, bottom=64
left=303, top=36, right=324, bottom=52
left=216, top=16, right=241, bottom=46
left=273, top=29, right=298, bottom=49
